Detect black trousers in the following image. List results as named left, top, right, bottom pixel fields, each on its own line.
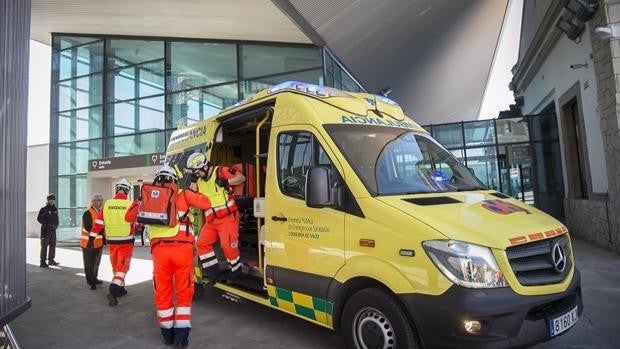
left=82, top=247, right=103, bottom=286
left=40, top=227, right=57, bottom=263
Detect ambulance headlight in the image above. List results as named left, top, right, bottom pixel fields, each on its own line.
left=423, top=240, right=508, bottom=288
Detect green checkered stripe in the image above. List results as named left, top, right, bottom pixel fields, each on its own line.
left=267, top=285, right=333, bottom=326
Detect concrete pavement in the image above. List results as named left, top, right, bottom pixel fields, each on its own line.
left=8, top=237, right=620, bottom=348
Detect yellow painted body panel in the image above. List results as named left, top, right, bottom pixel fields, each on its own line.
left=167, top=83, right=576, bottom=329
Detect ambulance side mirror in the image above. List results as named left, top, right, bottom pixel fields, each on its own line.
left=306, top=166, right=334, bottom=208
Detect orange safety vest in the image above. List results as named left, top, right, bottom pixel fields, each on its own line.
left=80, top=207, right=103, bottom=248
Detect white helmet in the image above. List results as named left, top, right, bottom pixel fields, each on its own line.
left=186, top=152, right=210, bottom=173
left=155, top=165, right=178, bottom=182
left=115, top=178, right=131, bottom=193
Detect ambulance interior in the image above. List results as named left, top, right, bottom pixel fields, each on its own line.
left=206, top=105, right=273, bottom=294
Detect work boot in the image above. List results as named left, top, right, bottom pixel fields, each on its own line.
left=160, top=328, right=174, bottom=345
left=203, top=267, right=221, bottom=288
left=107, top=293, right=118, bottom=306
left=174, top=328, right=190, bottom=348
left=39, top=262, right=48, bottom=268
left=48, top=260, right=59, bottom=266
left=90, top=284, right=97, bottom=290
left=95, top=279, right=103, bottom=285
left=120, top=287, right=128, bottom=297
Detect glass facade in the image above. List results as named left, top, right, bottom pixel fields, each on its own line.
left=50, top=34, right=364, bottom=231
left=425, top=114, right=564, bottom=220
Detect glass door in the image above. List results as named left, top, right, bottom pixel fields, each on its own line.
left=498, top=144, right=534, bottom=205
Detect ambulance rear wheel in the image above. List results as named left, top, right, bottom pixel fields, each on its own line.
left=342, top=288, right=419, bottom=349
left=193, top=282, right=205, bottom=299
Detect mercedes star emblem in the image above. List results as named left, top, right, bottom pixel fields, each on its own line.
left=551, top=243, right=567, bottom=273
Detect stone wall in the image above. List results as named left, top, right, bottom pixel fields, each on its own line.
left=587, top=0, right=620, bottom=252
left=565, top=198, right=611, bottom=247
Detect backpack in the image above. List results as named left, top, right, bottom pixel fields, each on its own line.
left=137, top=181, right=180, bottom=227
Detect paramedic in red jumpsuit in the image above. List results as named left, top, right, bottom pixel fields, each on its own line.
left=89, top=178, right=134, bottom=306
left=186, top=153, right=246, bottom=284
left=125, top=165, right=212, bottom=348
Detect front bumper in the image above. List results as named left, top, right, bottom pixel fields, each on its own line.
left=401, top=268, right=582, bottom=349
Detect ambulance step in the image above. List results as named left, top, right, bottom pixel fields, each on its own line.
left=225, top=273, right=267, bottom=297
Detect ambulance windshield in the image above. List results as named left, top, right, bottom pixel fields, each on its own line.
left=325, top=124, right=485, bottom=195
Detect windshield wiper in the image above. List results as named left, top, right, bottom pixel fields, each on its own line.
left=455, top=186, right=488, bottom=192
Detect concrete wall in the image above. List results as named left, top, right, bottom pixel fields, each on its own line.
left=514, top=0, right=620, bottom=252
left=521, top=24, right=609, bottom=194
left=26, top=144, right=50, bottom=237
left=518, top=0, right=554, bottom=63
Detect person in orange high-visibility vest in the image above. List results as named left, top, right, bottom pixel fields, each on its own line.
left=186, top=152, right=246, bottom=285
left=81, top=193, right=104, bottom=290
left=90, top=178, right=134, bottom=306
left=125, top=165, right=212, bottom=348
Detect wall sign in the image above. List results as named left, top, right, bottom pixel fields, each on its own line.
left=89, top=153, right=166, bottom=171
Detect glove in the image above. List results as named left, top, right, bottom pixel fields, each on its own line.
left=86, top=236, right=95, bottom=249
left=215, top=177, right=229, bottom=187
left=190, top=173, right=199, bottom=183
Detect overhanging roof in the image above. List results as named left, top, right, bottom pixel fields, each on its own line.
left=276, top=0, right=509, bottom=124
left=31, top=0, right=312, bottom=45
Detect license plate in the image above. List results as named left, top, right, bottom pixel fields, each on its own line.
left=549, top=306, right=578, bottom=337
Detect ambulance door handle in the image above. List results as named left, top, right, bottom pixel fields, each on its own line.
left=271, top=216, right=288, bottom=222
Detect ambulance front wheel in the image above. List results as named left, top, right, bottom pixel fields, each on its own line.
left=342, top=288, right=420, bottom=349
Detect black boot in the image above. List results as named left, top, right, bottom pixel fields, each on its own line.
left=203, top=266, right=221, bottom=288
left=108, top=284, right=123, bottom=306
left=174, top=327, right=190, bottom=348
left=160, top=328, right=174, bottom=345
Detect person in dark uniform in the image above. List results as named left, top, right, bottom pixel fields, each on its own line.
left=37, top=194, right=59, bottom=267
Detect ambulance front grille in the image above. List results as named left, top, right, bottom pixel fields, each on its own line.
left=506, top=235, right=572, bottom=286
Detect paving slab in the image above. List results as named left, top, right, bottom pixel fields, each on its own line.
left=9, top=237, right=620, bottom=348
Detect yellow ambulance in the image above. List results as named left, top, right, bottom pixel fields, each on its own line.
left=166, top=81, right=582, bottom=348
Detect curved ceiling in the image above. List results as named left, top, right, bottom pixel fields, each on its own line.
left=275, top=0, right=509, bottom=124
left=31, top=0, right=312, bottom=45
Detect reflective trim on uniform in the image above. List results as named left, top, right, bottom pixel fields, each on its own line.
left=94, top=219, right=104, bottom=225
left=157, top=308, right=174, bottom=318
left=178, top=225, right=194, bottom=233
left=199, top=252, right=215, bottom=260
left=230, top=263, right=242, bottom=272
left=114, top=272, right=126, bottom=278
left=106, top=236, right=135, bottom=242
left=159, top=320, right=174, bottom=329
left=202, top=259, right=219, bottom=268
left=228, top=256, right=240, bottom=265
left=204, top=200, right=236, bottom=217
left=80, top=236, right=89, bottom=240
left=175, top=307, right=191, bottom=315
left=112, top=278, right=123, bottom=286
left=174, top=319, right=191, bottom=328
left=89, top=232, right=98, bottom=238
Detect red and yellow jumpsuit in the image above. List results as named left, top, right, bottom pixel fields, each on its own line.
left=91, top=192, right=134, bottom=300
left=196, top=166, right=241, bottom=278
left=125, top=189, right=211, bottom=338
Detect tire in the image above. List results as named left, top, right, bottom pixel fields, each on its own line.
left=341, top=288, right=420, bottom=349
left=193, top=282, right=205, bottom=299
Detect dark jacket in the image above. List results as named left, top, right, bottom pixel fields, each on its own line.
left=37, top=204, right=59, bottom=232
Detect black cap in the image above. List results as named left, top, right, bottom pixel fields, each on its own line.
left=47, top=194, right=55, bottom=200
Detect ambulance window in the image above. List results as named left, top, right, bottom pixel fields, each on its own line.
left=277, top=131, right=332, bottom=200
